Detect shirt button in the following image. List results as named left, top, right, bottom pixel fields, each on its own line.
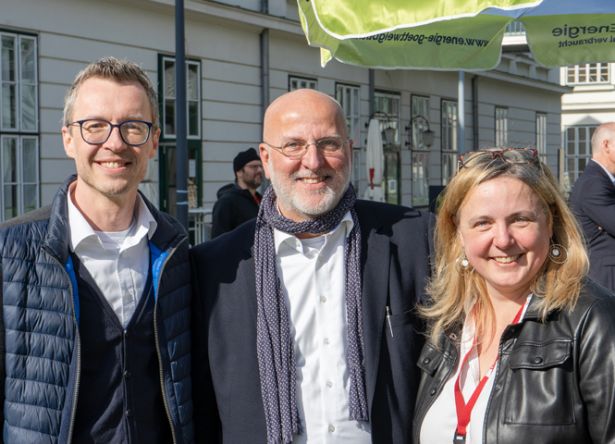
left=320, top=296, right=327, bottom=303
left=323, top=338, right=330, bottom=345
left=125, top=409, right=132, bottom=417
left=123, top=370, right=131, bottom=379
left=328, top=425, right=335, bottom=433
left=326, top=380, right=333, bottom=388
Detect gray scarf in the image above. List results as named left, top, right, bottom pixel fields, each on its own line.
left=254, top=184, right=368, bottom=444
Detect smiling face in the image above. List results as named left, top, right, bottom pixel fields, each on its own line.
left=457, top=176, right=552, bottom=303
left=62, top=77, right=159, bottom=207
left=259, top=89, right=351, bottom=222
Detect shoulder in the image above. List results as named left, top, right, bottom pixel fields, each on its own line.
left=0, top=206, right=51, bottom=242
left=557, top=279, right=615, bottom=334
left=355, top=200, right=432, bottom=238
left=191, top=219, right=255, bottom=263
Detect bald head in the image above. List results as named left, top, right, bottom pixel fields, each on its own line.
left=263, top=89, right=348, bottom=142
left=592, top=122, right=615, bottom=174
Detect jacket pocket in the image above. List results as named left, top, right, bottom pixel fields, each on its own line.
left=504, top=340, right=574, bottom=425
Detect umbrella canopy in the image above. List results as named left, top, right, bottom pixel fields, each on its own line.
left=299, top=0, right=615, bottom=69
left=363, top=118, right=385, bottom=202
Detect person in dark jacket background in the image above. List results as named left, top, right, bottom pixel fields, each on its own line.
left=414, top=147, right=615, bottom=444
left=0, top=57, right=193, bottom=443
left=569, top=122, right=615, bottom=292
left=211, top=147, right=263, bottom=238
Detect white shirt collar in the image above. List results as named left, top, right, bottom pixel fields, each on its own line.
left=592, top=159, right=615, bottom=184
left=68, top=192, right=157, bottom=252
left=273, top=211, right=354, bottom=254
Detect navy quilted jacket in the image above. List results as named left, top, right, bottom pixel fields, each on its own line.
left=0, top=176, right=194, bottom=443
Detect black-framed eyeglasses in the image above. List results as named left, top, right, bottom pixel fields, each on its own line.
left=263, top=137, right=347, bottom=160
left=458, top=147, right=539, bottom=170
left=67, top=119, right=154, bottom=146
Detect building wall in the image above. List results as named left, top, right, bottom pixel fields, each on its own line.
left=0, top=0, right=565, bottom=218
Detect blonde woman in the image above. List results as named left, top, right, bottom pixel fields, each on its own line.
left=414, top=148, right=615, bottom=444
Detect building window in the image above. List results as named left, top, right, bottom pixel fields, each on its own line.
left=566, top=63, right=610, bottom=84
left=564, top=125, right=596, bottom=192
left=374, top=91, right=401, bottom=205
left=441, top=99, right=457, bottom=185
left=158, top=55, right=202, bottom=215
left=162, top=57, right=201, bottom=139
left=335, top=83, right=361, bottom=147
left=288, top=76, right=317, bottom=91
left=0, top=32, right=39, bottom=220
left=495, top=106, right=508, bottom=147
left=536, top=112, right=547, bottom=162
left=410, top=95, right=430, bottom=207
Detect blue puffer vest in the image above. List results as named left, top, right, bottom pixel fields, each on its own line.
left=0, top=176, right=194, bottom=443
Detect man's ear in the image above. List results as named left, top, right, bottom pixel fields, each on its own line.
left=62, top=126, right=76, bottom=159
left=259, top=144, right=271, bottom=179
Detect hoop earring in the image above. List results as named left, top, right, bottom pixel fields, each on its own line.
left=549, top=243, right=568, bottom=265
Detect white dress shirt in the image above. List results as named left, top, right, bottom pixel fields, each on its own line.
left=68, top=193, right=157, bottom=327
left=420, top=296, right=532, bottom=444
left=274, top=212, right=371, bottom=444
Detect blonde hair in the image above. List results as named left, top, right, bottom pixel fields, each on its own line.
left=421, top=150, right=589, bottom=343
left=63, top=57, right=158, bottom=127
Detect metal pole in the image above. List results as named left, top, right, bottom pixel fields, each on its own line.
left=175, top=0, right=188, bottom=228
left=458, top=71, right=466, bottom=153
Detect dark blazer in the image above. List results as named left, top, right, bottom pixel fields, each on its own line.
left=191, top=200, right=432, bottom=444
left=569, top=160, right=615, bottom=291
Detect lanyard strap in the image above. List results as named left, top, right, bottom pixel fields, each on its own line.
left=453, top=300, right=527, bottom=441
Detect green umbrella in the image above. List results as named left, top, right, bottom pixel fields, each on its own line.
left=299, top=0, right=615, bottom=69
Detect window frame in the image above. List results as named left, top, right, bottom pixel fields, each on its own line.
left=410, top=94, right=430, bottom=207
left=495, top=106, right=508, bottom=147
left=566, top=63, right=610, bottom=85
left=288, top=75, right=317, bottom=91
left=441, top=99, right=458, bottom=185
left=0, top=30, right=39, bottom=220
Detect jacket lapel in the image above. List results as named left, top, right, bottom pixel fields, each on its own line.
left=360, top=223, right=390, bottom=412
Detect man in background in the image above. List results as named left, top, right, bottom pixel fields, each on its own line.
left=570, top=121, right=615, bottom=292
left=211, top=147, right=263, bottom=237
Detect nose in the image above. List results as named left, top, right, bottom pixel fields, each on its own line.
left=300, top=143, right=326, bottom=171
left=104, top=126, right=127, bottom=151
left=493, top=223, right=514, bottom=249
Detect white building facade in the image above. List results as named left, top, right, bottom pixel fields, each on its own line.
left=0, top=0, right=566, bottom=227
left=561, top=62, right=615, bottom=192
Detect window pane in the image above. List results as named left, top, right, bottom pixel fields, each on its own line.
left=22, top=137, right=37, bottom=182
left=1, top=36, right=15, bottom=82
left=188, top=101, right=199, bottom=137
left=187, top=64, right=198, bottom=101
left=2, top=83, right=16, bottom=129
left=4, top=185, right=17, bottom=219
left=20, top=84, right=36, bottom=131
left=165, top=100, right=175, bottom=135
left=20, top=37, right=36, bottom=83
left=3, top=137, right=17, bottom=182
left=164, top=59, right=175, bottom=98
left=22, top=184, right=37, bottom=213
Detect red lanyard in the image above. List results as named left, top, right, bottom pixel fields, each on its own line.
left=453, top=301, right=527, bottom=443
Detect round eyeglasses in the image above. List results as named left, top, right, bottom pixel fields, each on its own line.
left=263, top=137, right=347, bottom=160
left=67, top=119, right=154, bottom=146
left=458, top=147, right=539, bottom=170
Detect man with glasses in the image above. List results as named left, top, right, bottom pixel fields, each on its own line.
left=191, top=89, right=432, bottom=443
left=211, top=147, right=263, bottom=238
left=0, top=57, right=193, bottom=443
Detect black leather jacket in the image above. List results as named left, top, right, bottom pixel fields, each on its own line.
left=413, top=279, right=615, bottom=444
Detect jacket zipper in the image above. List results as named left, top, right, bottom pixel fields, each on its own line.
left=481, top=323, right=519, bottom=444
left=153, top=239, right=185, bottom=444
left=47, top=252, right=81, bottom=444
